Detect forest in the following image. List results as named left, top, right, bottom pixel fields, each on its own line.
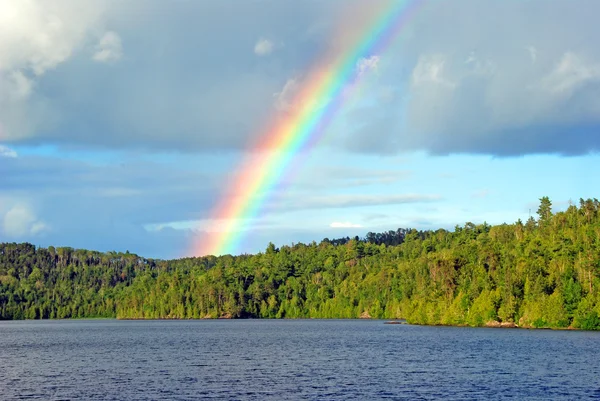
left=1, top=197, right=600, bottom=330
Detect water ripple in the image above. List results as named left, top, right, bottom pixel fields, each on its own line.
left=0, top=320, right=599, bottom=400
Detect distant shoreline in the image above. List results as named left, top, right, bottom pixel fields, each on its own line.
left=0, top=317, right=589, bottom=331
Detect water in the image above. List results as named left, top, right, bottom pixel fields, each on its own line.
left=1, top=320, right=599, bottom=400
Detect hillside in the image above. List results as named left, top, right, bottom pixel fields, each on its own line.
left=1, top=197, right=600, bottom=330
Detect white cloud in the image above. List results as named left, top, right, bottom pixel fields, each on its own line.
left=411, top=54, right=456, bottom=88
left=30, top=221, right=49, bottom=235
left=0, top=1, right=101, bottom=75
left=2, top=204, right=48, bottom=237
left=273, top=78, right=300, bottom=111
left=330, top=221, right=363, bottom=228
left=356, top=55, right=380, bottom=77
left=93, top=31, right=123, bottom=63
left=463, top=52, right=496, bottom=76
left=254, top=38, right=274, bottom=56
left=146, top=218, right=256, bottom=233
left=0, top=0, right=107, bottom=141
left=0, top=145, right=17, bottom=158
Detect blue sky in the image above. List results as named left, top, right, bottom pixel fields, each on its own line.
left=1, top=0, right=599, bottom=259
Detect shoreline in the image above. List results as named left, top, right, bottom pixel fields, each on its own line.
left=0, top=317, right=587, bottom=331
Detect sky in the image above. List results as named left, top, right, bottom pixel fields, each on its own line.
left=1, top=0, right=599, bottom=259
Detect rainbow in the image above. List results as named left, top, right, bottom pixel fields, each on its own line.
left=193, top=0, right=423, bottom=256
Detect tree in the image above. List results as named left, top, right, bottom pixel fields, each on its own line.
left=537, top=196, right=553, bottom=225
left=266, top=242, right=278, bottom=255
left=1, top=198, right=600, bottom=330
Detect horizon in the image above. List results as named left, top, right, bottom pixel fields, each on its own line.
left=1, top=0, right=599, bottom=259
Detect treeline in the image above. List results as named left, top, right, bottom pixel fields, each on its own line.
left=1, top=197, right=600, bottom=330
left=323, top=228, right=410, bottom=247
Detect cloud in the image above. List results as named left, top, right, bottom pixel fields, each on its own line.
left=275, top=193, right=441, bottom=212
left=541, top=52, right=600, bottom=95
left=273, top=73, right=337, bottom=115
left=362, top=213, right=390, bottom=222
left=0, top=145, right=17, bottom=158
left=330, top=221, right=363, bottom=228
left=2, top=203, right=48, bottom=237
left=254, top=38, right=275, bottom=56
left=93, top=31, right=123, bottom=63
left=293, top=165, right=411, bottom=189
left=0, top=0, right=107, bottom=141
left=30, top=221, right=49, bottom=235
left=273, top=78, right=300, bottom=111
left=0, top=1, right=104, bottom=75
left=0, top=1, right=345, bottom=152
left=6, top=71, right=34, bottom=100
left=356, top=55, right=380, bottom=77
left=341, top=1, right=600, bottom=156
left=401, top=49, right=600, bottom=155
left=0, top=1, right=381, bottom=153
left=411, top=54, right=456, bottom=88
left=1, top=0, right=599, bottom=157
left=151, top=216, right=287, bottom=235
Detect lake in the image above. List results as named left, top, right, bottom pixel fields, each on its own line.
left=1, top=320, right=599, bottom=400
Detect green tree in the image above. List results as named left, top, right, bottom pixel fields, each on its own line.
left=537, top=196, right=553, bottom=225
